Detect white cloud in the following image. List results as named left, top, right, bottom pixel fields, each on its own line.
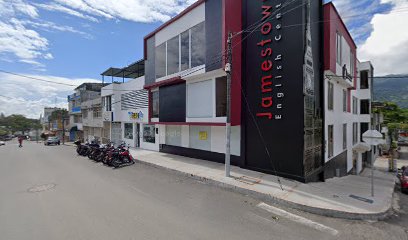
left=38, top=0, right=198, bottom=23
left=358, top=0, right=408, bottom=75
left=0, top=19, right=49, bottom=60
left=33, top=3, right=99, bottom=22
left=0, top=0, right=95, bottom=68
left=0, top=73, right=100, bottom=118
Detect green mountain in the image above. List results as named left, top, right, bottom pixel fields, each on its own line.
left=373, top=75, right=408, bottom=109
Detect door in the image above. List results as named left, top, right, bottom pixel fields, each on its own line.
left=135, top=123, right=140, bottom=148
left=111, top=122, right=122, bottom=145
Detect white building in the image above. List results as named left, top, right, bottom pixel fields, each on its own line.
left=101, top=71, right=153, bottom=150
left=323, top=3, right=377, bottom=178
left=81, top=97, right=105, bottom=142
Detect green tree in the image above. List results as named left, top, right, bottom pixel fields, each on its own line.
left=49, top=109, right=69, bottom=122
left=1, top=114, right=42, bottom=134
left=374, top=102, right=408, bottom=141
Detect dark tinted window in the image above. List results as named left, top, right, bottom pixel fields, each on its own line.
left=152, top=91, right=159, bottom=118
left=181, top=30, right=190, bottom=71
left=155, top=43, right=166, bottom=79
left=191, top=22, right=205, bottom=68
left=216, top=76, right=227, bottom=117
left=167, top=36, right=179, bottom=75
left=360, top=99, right=370, bottom=114
left=360, top=71, right=369, bottom=89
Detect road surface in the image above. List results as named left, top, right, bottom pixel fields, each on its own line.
left=0, top=140, right=407, bottom=240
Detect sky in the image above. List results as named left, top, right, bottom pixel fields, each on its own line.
left=0, top=0, right=407, bottom=118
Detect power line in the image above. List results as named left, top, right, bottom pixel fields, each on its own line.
left=0, top=70, right=77, bottom=87
left=325, top=74, right=408, bottom=79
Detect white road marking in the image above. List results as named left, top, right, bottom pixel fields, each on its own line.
left=257, top=202, right=339, bottom=236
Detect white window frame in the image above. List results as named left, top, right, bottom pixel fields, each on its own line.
left=336, top=32, right=342, bottom=65
left=186, top=73, right=227, bottom=123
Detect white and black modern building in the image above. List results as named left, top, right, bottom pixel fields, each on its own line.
left=141, top=0, right=324, bottom=182
left=93, top=0, right=376, bottom=183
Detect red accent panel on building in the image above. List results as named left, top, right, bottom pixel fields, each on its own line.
left=150, top=122, right=226, bottom=126
left=144, top=76, right=184, bottom=90
left=143, top=0, right=206, bottom=59
left=224, top=0, right=242, bottom=126
left=323, top=3, right=357, bottom=83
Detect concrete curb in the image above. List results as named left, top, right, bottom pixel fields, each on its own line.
left=134, top=159, right=395, bottom=221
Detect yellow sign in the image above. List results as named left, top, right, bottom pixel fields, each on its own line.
left=199, top=131, right=207, bottom=140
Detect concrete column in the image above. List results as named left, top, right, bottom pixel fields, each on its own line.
left=357, top=153, right=363, bottom=174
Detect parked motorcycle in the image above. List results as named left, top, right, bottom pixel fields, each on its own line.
left=103, top=142, right=134, bottom=168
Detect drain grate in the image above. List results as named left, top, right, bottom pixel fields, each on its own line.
left=28, top=184, right=56, bottom=193
left=349, top=194, right=374, bottom=204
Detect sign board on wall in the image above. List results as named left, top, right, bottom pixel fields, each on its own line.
left=242, top=0, right=322, bottom=182
left=128, top=111, right=144, bottom=121
left=199, top=131, right=208, bottom=140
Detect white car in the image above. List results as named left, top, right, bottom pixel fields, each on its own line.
left=0, top=141, right=5, bottom=146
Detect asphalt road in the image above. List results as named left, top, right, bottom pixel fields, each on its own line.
left=0, top=140, right=407, bottom=240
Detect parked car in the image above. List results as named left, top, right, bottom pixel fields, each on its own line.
left=0, top=141, right=5, bottom=146
left=397, top=166, right=408, bottom=193
left=44, top=137, right=60, bottom=146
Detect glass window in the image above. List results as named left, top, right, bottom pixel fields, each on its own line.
left=83, top=109, right=88, bottom=119
left=180, top=30, right=190, bottom=71
left=360, top=123, right=369, bottom=142
left=352, top=97, right=356, bottom=114
left=191, top=22, right=206, bottom=68
left=343, top=124, right=347, bottom=150
left=343, top=90, right=347, bottom=112
left=328, top=125, right=334, bottom=158
left=360, top=99, right=370, bottom=115
left=328, top=82, right=334, bottom=110
left=336, top=32, right=342, bottom=65
left=360, top=71, right=369, bottom=89
left=93, top=107, right=101, bottom=118
left=106, top=96, right=112, bottom=111
left=350, top=51, right=354, bottom=75
left=143, top=125, right=156, bottom=143
left=152, top=91, right=159, bottom=118
left=167, top=35, right=179, bottom=75
left=353, top=122, right=358, bottom=145
left=216, top=76, right=227, bottom=117
left=124, top=123, right=133, bottom=140
left=155, top=43, right=166, bottom=79
left=187, top=80, right=213, bottom=118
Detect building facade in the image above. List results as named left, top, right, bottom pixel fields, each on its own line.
left=323, top=3, right=377, bottom=178
left=82, top=97, right=105, bottom=142
left=101, top=75, right=151, bottom=149
left=142, top=0, right=324, bottom=182
left=68, top=83, right=106, bottom=141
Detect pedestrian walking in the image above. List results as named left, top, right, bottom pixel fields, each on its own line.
left=18, top=136, right=23, bottom=148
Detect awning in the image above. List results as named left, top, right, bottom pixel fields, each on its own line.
left=101, top=59, right=145, bottom=79
left=144, top=76, right=184, bottom=90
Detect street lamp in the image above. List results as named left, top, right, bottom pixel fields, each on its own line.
left=362, top=130, right=386, bottom=197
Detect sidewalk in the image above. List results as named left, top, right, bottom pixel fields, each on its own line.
left=375, top=156, right=408, bottom=171
left=129, top=148, right=396, bottom=220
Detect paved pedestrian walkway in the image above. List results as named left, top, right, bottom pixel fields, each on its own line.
left=128, top=148, right=396, bottom=220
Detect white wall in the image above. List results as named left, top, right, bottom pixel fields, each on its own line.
left=162, top=125, right=241, bottom=156
left=155, top=3, right=205, bottom=46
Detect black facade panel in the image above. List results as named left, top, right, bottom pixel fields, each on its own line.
left=242, top=0, right=307, bottom=181
left=205, top=0, right=222, bottom=71
left=324, top=151, right=348, bottom=179
left=145, top=36, right=156, bottom=86
left=160, top=145, right=242, bottom=166
left=159, top=83, right=186, bottom=122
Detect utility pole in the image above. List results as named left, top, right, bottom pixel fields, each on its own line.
left=62, top=118, right=65, bottom=145
left=225, top=32, right=233, bottom=177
